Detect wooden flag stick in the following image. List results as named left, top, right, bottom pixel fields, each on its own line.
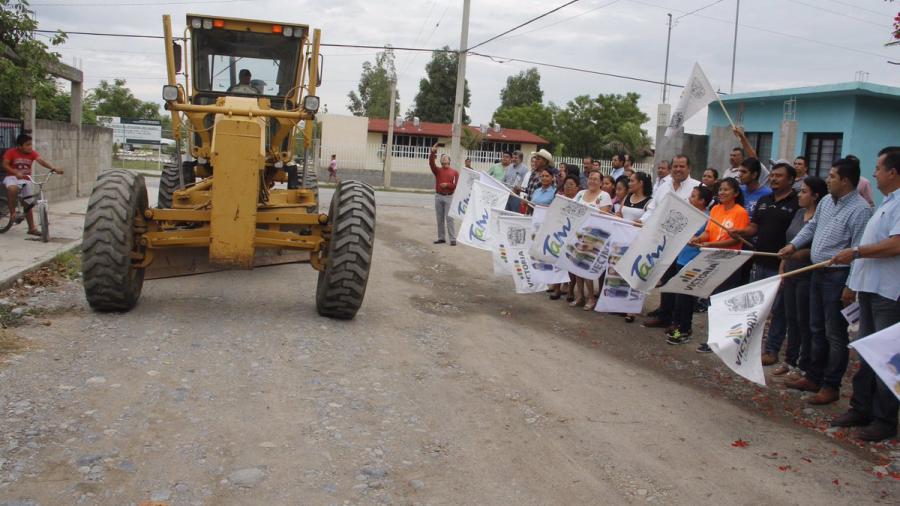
left=752, top=251, right=781, bottom=258
left=704, top=213, right=756, bottom=249
left=717, top=96, right=737, bottom=129
left=780, top=259, right=833, bottom=280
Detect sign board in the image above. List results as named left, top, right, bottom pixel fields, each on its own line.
left=97, top=116, right=162, bottom=146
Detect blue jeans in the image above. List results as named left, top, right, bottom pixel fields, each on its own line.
left=849, top=292, right=900, bottom=427
left=782, top=273, right=811, bottom=370
left=807, top=268, right=850, bottom=389
left=753, top=264, right=787, bottom=357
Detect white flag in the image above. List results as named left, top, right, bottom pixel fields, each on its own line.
left=496, top=215, right=547, bottom=293
left=490, top=208, right=524, bottom=276
left=616, top=193, right=709, bottom=292
left=529, top=196, right=594, bottom=264
left=457, top=180, right=510, bottom=250
left=450, top=168, right=510, bottom=219
left=708, top=276, right=782, bottom=386
left=530, top=258, right=571, bottom=285
left=660, top=248, right=754, bottom=298
left=849, top=321, right=900, bottom=401
left=665, top=63, right=718, bottom=138
left=558, top=213, right=638, bottom=280
left=531, top=204, right=549, bottom=234
left=595, top=221, right=646, bottom=314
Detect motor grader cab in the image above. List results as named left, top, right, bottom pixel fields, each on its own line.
left=81, top=14, right=375, bottom=319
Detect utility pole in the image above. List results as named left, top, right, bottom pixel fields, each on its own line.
left=450, top=0, right=471, bottom=169
left=730, top=0, right=740, bottom=93
left=384, top=80, right=397, bottom=189
left=662, top=13, right=672, bottom=103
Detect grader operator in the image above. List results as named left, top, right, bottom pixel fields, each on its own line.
left=81, top=14, right=375, bottom=320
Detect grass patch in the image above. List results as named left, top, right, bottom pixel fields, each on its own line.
left=0, top=328, right=26, bottom=356
left=54, top=249, right=82, bottom=280
left=112, top=159, right=165, bottom=172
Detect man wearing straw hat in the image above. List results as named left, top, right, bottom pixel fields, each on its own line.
left=524, top=149, right=556, bottom=203
left=778, top=158, right=872, bottom=405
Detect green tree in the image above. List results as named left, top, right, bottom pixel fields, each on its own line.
left=347, top=48, right=399, bottom=119
left=89, top=79, right=160, bottom=119
left=461, top=127, right=483, bottom=150
left=492, top=102, right=560, bottom=152
left=410, top=47, right=470, bottom=124
left=497, top=67, right=542, bottom=110
left=555, top=93, right=649, bottom=157
left=0, top=0, right=67, bottom=118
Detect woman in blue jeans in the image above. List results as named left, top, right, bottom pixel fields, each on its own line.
left=774, top=176, right=826, bottom=377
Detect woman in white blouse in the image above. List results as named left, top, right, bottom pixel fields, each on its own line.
left=569, top=171, right=612, bottom=310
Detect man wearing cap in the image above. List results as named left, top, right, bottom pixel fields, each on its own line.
left=524, top=149, right=556, bottom=202
left=429, top=144, right=459, bottom=246
left=730, top=161, right=800, bottom=366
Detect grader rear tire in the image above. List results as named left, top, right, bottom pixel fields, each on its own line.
left=82, top=169, right=148, bottom=312
left=315, top=180, right=376, bottom=320
left=302, top=163, right=319, bottom=213
left=157, top=162, right=194, bottom=209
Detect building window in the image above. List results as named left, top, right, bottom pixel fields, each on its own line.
left=804, top=133, right=843, bottom=178
left=381, top=134, right=438, bottom=158
left=745, top=132, right=773, bottom=161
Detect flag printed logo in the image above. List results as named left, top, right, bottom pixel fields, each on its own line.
left=457, top=197, right=469, bottom=217
left=660, top=210, right=689, bottom=235
left=468, top=208, right=490, bottom=242
left=724, top=290, right=765, bottom=312
left=630, top=235, right=667, bottom=281
left=735, top=311, right=761, bottom=366
left=542, top=217, right=573, bottom=258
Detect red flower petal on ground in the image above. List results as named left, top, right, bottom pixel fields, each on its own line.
left=731, top=439, right=750, bottom=448
left=833, top=479, right=840, bottom=486
left=778, top=465, right=791, bottom=472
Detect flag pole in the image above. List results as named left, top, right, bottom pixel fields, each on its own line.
left=780, top=260, right=833, bottom=280
left=717, top=95, right=737, bottom=129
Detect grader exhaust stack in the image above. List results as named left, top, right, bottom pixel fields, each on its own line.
left=80, top=14, right=375, bottom=319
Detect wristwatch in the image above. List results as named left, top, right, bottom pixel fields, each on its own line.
left=852, top=247, right=861, bottom=260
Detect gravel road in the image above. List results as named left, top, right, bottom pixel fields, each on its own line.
left=0, top=189, right=897, bottom=505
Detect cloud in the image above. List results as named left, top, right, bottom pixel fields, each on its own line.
left=33, top=0, right=899, bottom=143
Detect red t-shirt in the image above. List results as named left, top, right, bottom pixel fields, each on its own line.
left=428, top=153, right=459, bottom=194
left=3, top=148, right=40, bottom=178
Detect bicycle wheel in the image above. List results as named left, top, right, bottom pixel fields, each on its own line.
left=39, top=203, right=49, bottom=242
left=0, top=198, right=14, bottom=233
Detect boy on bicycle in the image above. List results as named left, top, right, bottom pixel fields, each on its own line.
left=2, top=133, right=63, bottom=236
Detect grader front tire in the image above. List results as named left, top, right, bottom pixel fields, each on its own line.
left=82, top=169, right=148, bottom=312
left=315, top=180, right=376, bottom=320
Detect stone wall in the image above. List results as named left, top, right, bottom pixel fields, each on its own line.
left=33, top=120, right=112, bottom=202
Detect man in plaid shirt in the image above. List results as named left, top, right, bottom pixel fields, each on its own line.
left=779, top=158, right=873, bottom=405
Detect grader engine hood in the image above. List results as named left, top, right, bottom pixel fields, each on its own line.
left=208, top=97, right=267, bottom=269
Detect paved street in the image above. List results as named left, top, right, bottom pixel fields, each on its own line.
left=0, top=187, right=897, bottom=505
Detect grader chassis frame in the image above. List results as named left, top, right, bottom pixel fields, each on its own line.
left=81, top=14, right=375, bottom=319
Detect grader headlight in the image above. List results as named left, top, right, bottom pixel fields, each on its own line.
left=303, top=95, right=320, bottom=113
left=162, top=85, right=179, bottom=102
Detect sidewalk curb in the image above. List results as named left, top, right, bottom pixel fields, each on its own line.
left=0, top=240, right=82, bottom=291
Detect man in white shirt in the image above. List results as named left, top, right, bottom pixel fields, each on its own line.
left=653, top=159, right=670, bottom=194
left=610, top=153, right=626, bottom=180
left=641, top=153, right=700, bottom=222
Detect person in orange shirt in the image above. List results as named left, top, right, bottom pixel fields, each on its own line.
left=691, top=178, right=749, bottom=250
left=689, top=177, right=750, bottom=353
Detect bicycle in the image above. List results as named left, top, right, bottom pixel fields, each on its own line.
left=0, top=171, right=55, bottom=242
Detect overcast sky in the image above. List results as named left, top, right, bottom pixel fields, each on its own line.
left=33, top=0, right=900, bottom=140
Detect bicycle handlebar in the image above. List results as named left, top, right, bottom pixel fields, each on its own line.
left=26, top=171, right=55, bottom=187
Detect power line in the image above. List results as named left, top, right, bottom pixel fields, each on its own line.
left=675, top=0, right=725, bottom=21
left=490, top=0, right=622, bottom=43
left=36, top=29, right=173, bottom=39
left=399, top=0, right=452, bottom=77
left=32, top=0, right=246, bottom=6
left=624, top=0, right=894, bottom=60
left=822, top=0, right=889, bottom=17
left=784, top=0, right=888, bottom=28
left=466, top=0, right=583, bottom=52
left=469, top=51, right=690, bottom=90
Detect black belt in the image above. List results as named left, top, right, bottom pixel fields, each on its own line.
left=436, top=192, right=453, bottom=196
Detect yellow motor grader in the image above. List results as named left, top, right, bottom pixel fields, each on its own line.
left=81, top=14, right=375, bottom=319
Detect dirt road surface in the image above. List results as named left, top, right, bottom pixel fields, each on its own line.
left=0, top=189, right=897, bottom=505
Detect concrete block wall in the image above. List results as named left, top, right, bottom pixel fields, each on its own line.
left=318, top=167, right=434, bottom=190
left=33, top=120, right=112, bottom=202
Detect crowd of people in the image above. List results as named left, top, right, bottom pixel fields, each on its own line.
left=428, top=134, right=900, bottom=443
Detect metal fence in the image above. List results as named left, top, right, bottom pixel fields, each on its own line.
left=315, top=141, right=654, bottom=176
left=0, top=118, right=23, bottom=160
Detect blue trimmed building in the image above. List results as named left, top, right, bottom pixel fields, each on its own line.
left=706, top=81, right=900, bottom=205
